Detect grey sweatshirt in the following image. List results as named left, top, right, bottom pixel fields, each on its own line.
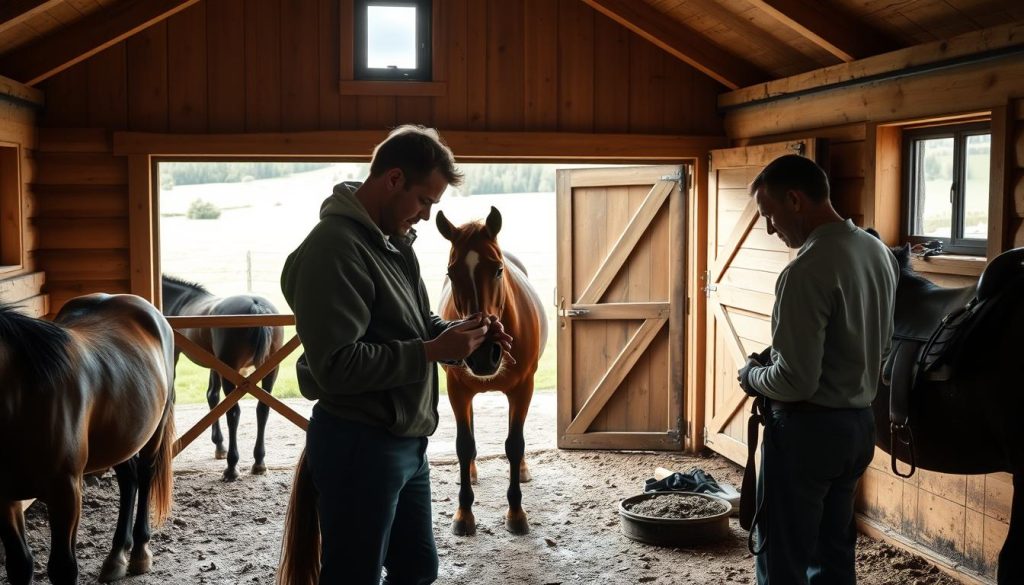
left=280, top=182, right=451, bottom=437
left=747, top=219, right=899, bottom=408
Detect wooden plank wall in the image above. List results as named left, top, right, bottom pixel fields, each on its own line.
left=0, top=92, right=47, bottom=316
left=32, top=129, right=130, bottom=312
left=726, top=81, right=1024, bottom=582
left=37, top=0, right=724, bottom=135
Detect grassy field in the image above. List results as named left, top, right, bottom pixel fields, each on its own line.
left=162, top=164, right=558, bottom=404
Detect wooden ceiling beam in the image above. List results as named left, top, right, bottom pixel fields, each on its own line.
left=0, top=0, right=202, bottom=86
left=0, top=0, right=62, bottom=35
left=746, top=0, right=899, bottom=62
left=579, top=0, right=768, bottom=90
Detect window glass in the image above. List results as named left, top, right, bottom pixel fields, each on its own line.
left=367, top=5, right=417, bottom=70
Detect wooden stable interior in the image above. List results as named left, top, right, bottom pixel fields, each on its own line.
left=1, top=1, right=1022, bottom=582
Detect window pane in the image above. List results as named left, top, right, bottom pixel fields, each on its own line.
left=962, top=134, right=990, bottom=240
left=914, top=137, right=953, bottom=238
left=367, top=5, right=417, bottom=69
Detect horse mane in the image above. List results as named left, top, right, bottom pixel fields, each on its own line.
left=449, top=221, right=502, bottom=260
left=0, top=304, right=74, bottom=391
left=163, top=274, right=211, bottom=294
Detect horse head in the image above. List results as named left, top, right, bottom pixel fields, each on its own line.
left=437, top=206, right=506, bottom=377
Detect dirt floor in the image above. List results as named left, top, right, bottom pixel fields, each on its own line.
left=5, top=394, right=960, bottom=585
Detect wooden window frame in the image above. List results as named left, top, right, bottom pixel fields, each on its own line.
left=343, top=0, right=446, bottom=96
left=902, top=121, right=990, bottom=256
left=0, top=142, right=24, bottom=274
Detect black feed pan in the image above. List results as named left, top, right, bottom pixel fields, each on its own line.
left=618, top=492, right=731, bottom=547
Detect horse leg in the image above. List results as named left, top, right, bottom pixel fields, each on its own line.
left=0, top=501, right=33, bottom=585
left=449, top=389, right=477, bottom=536
left=252, top=367, right=279, bottom=475
left=207, top=370, right=227, bottom=460
left=998, top=471, right=1024, bottom=584
left=468, top=403, right=477, bottom=484
left=127, top=451, right=157, bottom=576
left=504, top=384, right=534, bottom=535
left=222, top=378, right=242, bottom=482
left=99, top=459, right=139, bottom=582
left=45, top=476, right=82, bottom=585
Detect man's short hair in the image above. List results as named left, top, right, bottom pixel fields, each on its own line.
left=369, top=125, right=464, bottom=187
left=750, top=154, right=830, bottom=203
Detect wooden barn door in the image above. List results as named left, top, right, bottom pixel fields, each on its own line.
left=556, top=165, right=687, bottom=450
left=704, top=140, right=822, bottom=464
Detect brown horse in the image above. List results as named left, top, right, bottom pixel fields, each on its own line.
left=0, top=294, right=176, bottom=584
left=435, top=206, right=547, bottom=536
left=162, top=275, right=284, bottom=481
left=874, top=243, right=1023, bottom=584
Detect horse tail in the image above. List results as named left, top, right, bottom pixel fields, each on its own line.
left=249, top=298, right=275, bottom=368
left=277, top=448, right=320, bottom=585
left=149, top=400, right=176, bottom=527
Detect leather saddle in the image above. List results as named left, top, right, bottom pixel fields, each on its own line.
left=883, top=247, right=1024, bottom=477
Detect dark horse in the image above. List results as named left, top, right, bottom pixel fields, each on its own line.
left=0, top=294, right=176, bottom=584
left=874, top=243, right=1023, bottom=584
left=436, top=206, right=547, bottom=536
left=162, top=275, right=284, bottom=481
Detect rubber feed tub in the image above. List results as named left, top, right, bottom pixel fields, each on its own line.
left=618, top=492, right=731, bottom=547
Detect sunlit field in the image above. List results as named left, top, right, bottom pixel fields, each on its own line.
left=161, top=164, right=558, bottom=404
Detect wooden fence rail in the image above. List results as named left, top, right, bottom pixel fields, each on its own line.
left=166, top=314, right=305, bottom=457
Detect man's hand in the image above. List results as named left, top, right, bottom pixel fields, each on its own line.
left=482, top=314, right=516, bottom=365
left=737, top=354, right=764, bottom=397
left=424, top=315, right=488, bottom=363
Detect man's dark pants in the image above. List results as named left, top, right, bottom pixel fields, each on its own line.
left=306, top=405, right=438, bottom=585
left=755, top=406, right=875, bottom=585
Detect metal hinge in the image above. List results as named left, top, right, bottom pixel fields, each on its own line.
left=559, top=308, right=590, bottom=318
left=702, top=426, right=709, bottom=444
left=661, top=172, right=681, bottom=182
left=789, top=141, right=806, bottom=157
left=701, top=269, right=717, bottom=298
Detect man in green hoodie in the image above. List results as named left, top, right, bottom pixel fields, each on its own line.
left=281, top=125, right=511, bottom=584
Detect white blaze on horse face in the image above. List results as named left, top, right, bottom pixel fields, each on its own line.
left=464, top=250, right=480, bottom=313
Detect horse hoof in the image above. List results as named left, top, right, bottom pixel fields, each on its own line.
left=99, top=554, right=128, bottom=582
left=128, top=545, right=152, bottom=575
left=215, top=447, right=227, bottom=460
left=505, top=510, right=529, bottom=535
left=452, top=510, right=476, bottom=536
left=222, top=468, right=239, bottom=482
left=251, top=462, right=267, bottom=475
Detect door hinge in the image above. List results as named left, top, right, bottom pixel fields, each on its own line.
left=789, top=141, right=806, bottom=157
left=702, top=426, right=709, bottom=444
left=701, top=269, right=717, bottom=298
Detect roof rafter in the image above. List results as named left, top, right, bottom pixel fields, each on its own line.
left=746, top=0, right=900, bottom=62
left=0, top=0, right=201, bottom=86
left=579, top=0, right=768, bottom=90
left=0, top=0, right=62, bottom=36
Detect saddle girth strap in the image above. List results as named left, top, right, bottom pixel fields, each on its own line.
left=889, top=340, right=920, bottom=478
left=740, top=396, right=768, bottom=555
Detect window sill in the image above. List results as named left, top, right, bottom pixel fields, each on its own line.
left=339, top=81, right=447, bottom=97
left=910, top=255, right=986, bottom=277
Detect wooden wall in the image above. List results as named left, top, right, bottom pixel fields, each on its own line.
left=29, top=0, right=724, bottom=311
left=724, top=55, right=1024, bottom=582
left=37, top=0, right=724, bottom=135
left=0, top=84, right=48, bottom=316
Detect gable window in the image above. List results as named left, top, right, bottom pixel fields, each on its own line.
left=903, top=122, right=990, bottom=255
left=354, top=0, right=432, bottom=82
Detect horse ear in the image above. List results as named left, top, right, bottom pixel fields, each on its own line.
left=894, top=243, right=911, bottom=267
left=485, top=206, right=502, bottom=239
left=436, top=210, right=455, bottom=241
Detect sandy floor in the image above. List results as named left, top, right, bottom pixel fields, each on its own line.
left=5, top=394, right=957, bottom=585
